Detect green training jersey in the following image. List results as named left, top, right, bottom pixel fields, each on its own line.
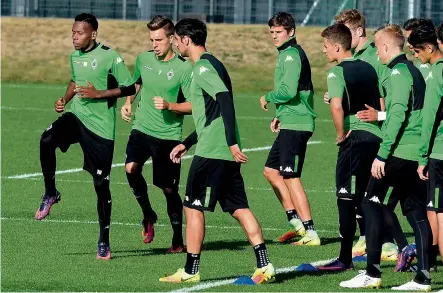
left=377, top=53, right=426, bottom=161
left=190, top=52, right=241, bottom=161
left=264, top=37, right=316, bottom=132
left=327, top=58, right=382, bottom=137
left=418, top=59, right=443, bottom=166
left=353, top=40, right=389, bottom=97
left=131, top=51, right=192, bottom=141
left=69, top=43, right=133, bottom=140
left=415, top=59, right=432, bottom=79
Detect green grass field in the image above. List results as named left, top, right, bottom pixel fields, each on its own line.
left=2, top=83, right=442, bottom=292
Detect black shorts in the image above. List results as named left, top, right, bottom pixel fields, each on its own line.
left=183, top=156, right=249, bottom=212
left=265, top=130, right=312, bottom=178
left=427, top=158, right=443, bottom=213
left=125, top=129, right=181, bottom=189
left=41, top=112, right=114, bottom=179
left=364, top=156, right=427, bottom=215
left=336, top=131, right=381, bottom=198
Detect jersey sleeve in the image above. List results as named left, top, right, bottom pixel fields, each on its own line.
left=195, top=61, right=228, bottom=98
left=179, top=63, right=193, bottom=101
left=132, top=56, right=142, bottom=85
left=326, top=66, right=345, bottom=101
left=70, top=53, right=75, bottom=81
left=377, top=66, right=412, bottom=160
left=264, top=50, right=301, bottom=104
left=110, top=52, right=133, bottom=87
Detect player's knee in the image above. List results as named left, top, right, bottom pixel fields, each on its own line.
left=263, top=167, right=277, bottom=181
left=40, top=131, right=54, bottom=147
left=93, top=176, right=110, bottom=193
left=125, top=162, right=139, bottom=174
left=162, top=187, right=177, bottom=196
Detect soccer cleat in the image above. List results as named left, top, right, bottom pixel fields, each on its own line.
left=277, top=218, right=306, bottom=243
left=291, top=230, right=320, bottom=246
left=339, top=270, right=382, bottom=289
left=142, top=218, right=156, bottom=244
left=352, top=238, right=367, bottom=257
left=167, top=244, right=185, bottom=254
left=317, top=259, right=354, bottom=271
left=35, top=191, right=61, bottom=220
left=395, top=244, right=416, bottom=272
left=381, top=242, right=398, bottom=261
left=251, top=263, right=276, bottom=284
left=159, top=268, right=200, bottom=283
left=391, top=280, right=431, bottom=291
left=96, top=242, right=111, bottom=260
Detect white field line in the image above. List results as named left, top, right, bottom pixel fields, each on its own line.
left=0, top=216, right=337, bottom=234
left=169, top=258, right=335, bottom=293
left=5, top=142, right=322, bottom=179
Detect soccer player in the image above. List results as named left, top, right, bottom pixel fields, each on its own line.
left=317, top=23, right=382, bottom=271
left=404, top=18, right=434, bottom=78
left=121, top=15, right=192, bottom=252
left=259, top=12, right=320, bottom=246
left=35, top=13, right=135, bottom=260
left=335, top=9, right=406, bottom=260
left=340, top=24, right=432, bottom=291
left=159, top=18, right=275, bottom=284
left=412, top=22, right=443, bottom=272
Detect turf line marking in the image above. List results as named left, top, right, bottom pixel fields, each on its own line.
left=169, top=258, right=335, bottom=292
left=6, top=141, right=322, bottom=179
left=0, top=216, right=337, bottom=234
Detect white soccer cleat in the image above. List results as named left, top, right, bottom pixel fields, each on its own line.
left=391, top=280, right=431, bottom=292
left=339, top=270, right=382, bottom=289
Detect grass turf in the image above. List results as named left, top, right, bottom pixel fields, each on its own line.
left=2, top=83, right=442, bottom=292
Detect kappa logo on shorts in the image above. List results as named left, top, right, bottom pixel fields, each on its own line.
left=338, top=188, right=348, bottom=194
left=185, top=196, right=189, bottom=201
left=192, top=199, right=202, bottom=206
left=97, top=169, right=102, bottom=175
left=369, top=196, right=381, bottom=203
left=283, top=166, right=293, bottom=172
left=427, top=201, right=434, bottom=207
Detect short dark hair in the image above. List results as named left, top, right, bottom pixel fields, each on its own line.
left=437, top=23, right=443, bottom=43
left=174, top=18, right=207, bottom=46
left=403, top=18, right=433, bottom=31
left=75, top=13, right=98, bottom=31
left=321, top=23, right=352, bottom=50
left=268, top=12, right=296, bottom=33
left=147, top=15, right=174, bottom=36
left=408, top=22, right=438, bottom=49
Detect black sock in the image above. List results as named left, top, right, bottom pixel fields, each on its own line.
left=337, top=199, right=356, bottom=266
left=414, top=270, right=431, bottom=285
left=184, top=253, right=200, bottom=274
left=362, top=200, right=383, bottom=278
left=406, top=209, right=432, bottom=274
left=94, top=177, right=112, bottom=245
left=302, top=219, right=315, bottom=231
left=126, top=171, right=156, bottom=220
left=286, top=209, right=299, bottom=222
left=40, top=133, right=57, bottom=197
left=355, top=203, right=365, bottom=236
left=164, top=189, right=183, bottom=247
left=382, top=206, right=407, bottom=250
left=430, top=244, right=439, bottom=268
left=253, top=243, right=270, bottom=268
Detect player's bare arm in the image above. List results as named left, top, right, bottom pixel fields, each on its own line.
left=75, top=80, right=135, bottom=99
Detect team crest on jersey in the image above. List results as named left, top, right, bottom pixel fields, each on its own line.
left=91, top=58, right=97, bottom=70
left=167, top=69, right=174, bottom=80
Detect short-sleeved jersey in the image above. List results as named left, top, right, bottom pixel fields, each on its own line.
left=69, top=43, right=133, bottom=140
left=377, top=53, right=426, bottom=161
left=418, top=59, right=443, bottom=166
left=264, top=37, right=316, bottom=132
left=189, top=52, right=241, bottom=161
left=353, top=40, right=389, bottom=97
left=131, top=51, right=192, bottom=141
left=327, top=58, right=381, bottom=137
left=415, top=59, right=432, bottom=79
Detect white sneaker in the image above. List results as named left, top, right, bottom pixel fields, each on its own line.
left=391, top=280, right=431, bottom=291
left=339, top=270, right=382, bottom=289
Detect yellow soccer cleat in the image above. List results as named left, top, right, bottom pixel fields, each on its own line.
left=159, top=268, right=200, bottom=283
left=352, top=237, right=367, bottom=257
left=251, top=263, right=276, bottom=284
left=381, top=242, right=398, bottom=261
left=291, top=230, right=321, bottom=246
left=277, top=218, right=306, bottom=243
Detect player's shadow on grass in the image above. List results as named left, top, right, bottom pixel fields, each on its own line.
left=273, top=268, right=350, bottom=283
